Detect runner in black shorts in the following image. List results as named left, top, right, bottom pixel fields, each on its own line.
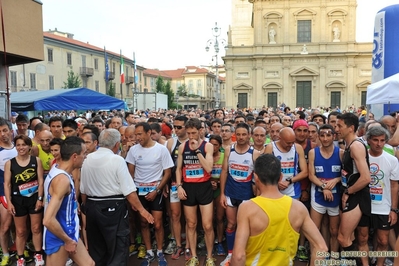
left=335, top=113, right=371, bottom=262
left=176, top=118, right=216, bottom=266
left=4, top=134, right=45, bottom=265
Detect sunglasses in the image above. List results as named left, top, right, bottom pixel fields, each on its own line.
left=174, top=126, right=184, bottom=130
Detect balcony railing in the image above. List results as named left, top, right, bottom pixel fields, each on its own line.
left=126, top=76, right=134, bottom=84
left=105, top=71, right=115, bottom=80
left=80, top=67, right=94, bottom=77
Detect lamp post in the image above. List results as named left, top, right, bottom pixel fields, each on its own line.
left=205, top=22, right=227, bottom=109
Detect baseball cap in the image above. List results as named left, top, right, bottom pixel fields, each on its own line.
left=292, top=119, right=309, bottom=130
left=361, top=110, right=367, bottom=115
left=11, top=112, right=18, bottom=117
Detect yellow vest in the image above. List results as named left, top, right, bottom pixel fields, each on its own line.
left=37, top=145, right=54, bottom=172
left=245, top=195, right=299, bottom=266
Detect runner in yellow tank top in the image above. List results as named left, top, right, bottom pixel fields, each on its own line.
left=230, top=154, right=327, bottom=266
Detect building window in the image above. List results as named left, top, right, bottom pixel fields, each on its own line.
left=197, top=79, right=202, bottom=88
left=49, top=75, right=54, bottom=90
left=237, top=72, right=249, bottom=78
left=82, top=55, right=86, bottom=67
left=188, top=80, right=193, bottom=90
left=30, top=73, right=36, bottom=89
left=297, top=20, right=311, bottom=43
left=361, top=91, right=367, bottom=106
left=296, top=81, right=312, bottom=108
left=67, top=53, right=72, bottom=65
left=94, top=58, right=98, bottom=70
left=48, top=48, right=53, bottom=62
left=10, top=71, right=17, bottom=88
left=176, top=81, right=181, bottom=89
left=238, top=93, right=248, bottom=108
left=95, top=81, right=99, bottom=92
left=268, top=92, right=278, bottom=109
left=330, top=91, right=341, bottom=108
left=112, top=63, right=116, bottom=73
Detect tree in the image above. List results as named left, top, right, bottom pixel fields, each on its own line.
left=164, top=81, right=175, bottom=108
left=63, top=68, right=81, bottom=89
left=177, top=84, right=188, bottom=97
left=156, top=76, right=165, bottom=93
left=107, top=83, right=115, bottom=97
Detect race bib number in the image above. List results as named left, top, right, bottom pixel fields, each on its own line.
left=281, top=161, right=295, bottom=174
left=229, top=163, right=249, bottom=181
left=211, top=165, right=222, bottom=178
left=370, top=187, right=383, bottom=204
left=185, top=164, right=204, bottom=179
left=341, top=169, right=348, bottom=187
left=171, top=182, right=178, bottom=196
left=19, top=180, right=38, bottom=197
left=136, top=181, right=158, bottom=196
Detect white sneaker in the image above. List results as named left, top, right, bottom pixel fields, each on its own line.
left=34, top=254, right=45, bottom=266
left=65, top=258, right=74, bottom=266
left=220, top=254, right=231, bottom=266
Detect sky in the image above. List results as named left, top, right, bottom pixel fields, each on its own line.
left=42, top=0, right=398, bottom=70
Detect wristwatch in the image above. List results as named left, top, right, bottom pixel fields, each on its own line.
left=321, top=183, right=327, bottom=190
left=391, top=208, right=399, bottom=214
left=195, top=149, right=201, bottom=155
left=344, top=188, right=350, bottom=195
left=38, top=196, right=43, bottom=201
left=156, top=189, right=162, bottom=195
left=286, top=177, right=293, bottom=185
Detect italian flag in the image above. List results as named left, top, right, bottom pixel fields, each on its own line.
left=120, top=50, right=125, bottom=83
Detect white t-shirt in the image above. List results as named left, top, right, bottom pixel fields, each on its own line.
left=368, top=151, right=399, bottom=215
left=126, top=142, right=174, bottom=184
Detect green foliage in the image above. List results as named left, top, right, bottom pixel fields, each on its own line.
left=107, top=83, right=115, bottom=97
left=63, top=68, right=81, bottom=89
left=177, top=84, right=187, bottom=97
left=187, top=94, right=200, bottom=98
left=156, top=76, right=165, bottom=93
left=164, top=81, right=175, bottom=109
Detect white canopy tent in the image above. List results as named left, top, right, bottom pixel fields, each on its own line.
left=367, top=73, right=399, bottom=119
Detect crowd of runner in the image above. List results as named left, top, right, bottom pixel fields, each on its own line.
left=0, top=104, right=398, bottom=266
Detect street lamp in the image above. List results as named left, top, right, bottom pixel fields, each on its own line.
left=205, top=22, right=227, bottom=109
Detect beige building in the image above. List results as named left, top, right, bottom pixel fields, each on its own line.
left=0, top=0, right=44, bottom=117
left=9, top=29, right=146, bottom=109
left=224, top=0, right=372, bottom=110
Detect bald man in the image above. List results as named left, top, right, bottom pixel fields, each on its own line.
left=264, top=128, right=308, bottom=199
left=31, top=130, right=54, bottom=176
left=270, top=122, right=283, bottom=142
left=120, top=125, right=135, bottom=159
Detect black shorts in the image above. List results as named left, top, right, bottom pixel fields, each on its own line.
left=11, top=193, right=42, bottom=217
left=340, top=187, right=371, bottom=216
left=358, top=214, right=392, bottom=230
left=138, top=193, right=164, bottom=212
left=182, top=181, right=213, bottom=206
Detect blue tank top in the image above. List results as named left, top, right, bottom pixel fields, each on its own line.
left=311, top=147, right=341, bottom=207
left=43, top=166, right=79, bottom=252
left=225, top=145, right=254, bottom=201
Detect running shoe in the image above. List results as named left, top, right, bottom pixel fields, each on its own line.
left=185, top=256, right=199, bottom=266
left=140, top=253, right=155, bottom=266
left=296, top=246, right=308, bottom=262
left=215, top=243, right=226, bottom=256
left=24, top=250, right=33, bottom=263
left=164, top=239, right=176, bottom=255
left=65, top=258, right=74, bottom=266
left=34, top=253, right=45, bottom=266
left=157, top=252, right=167, bottom=266
left=0, top=255, right=10, bottom=266
left=205, top=257, right=216, bottom=266
left=171, top=246, right=184, bottom=260
left=129, top=243, right=138, bottom=256
left=17, top=257, right=25, bottom=266
left=220, top=254, right=231, bottom=266
left=184, top=248, right=192, bottom=261
left=137, top=245, right=146, bottom=259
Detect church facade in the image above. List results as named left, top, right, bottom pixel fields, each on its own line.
left=223, top=0, right=372, bottom=110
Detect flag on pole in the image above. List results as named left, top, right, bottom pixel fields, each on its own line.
left=120, top=50, right=125, bottom=84
left=133, top=52, right=138, bottom=84
left=104, top=47, right=109, bottom=82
